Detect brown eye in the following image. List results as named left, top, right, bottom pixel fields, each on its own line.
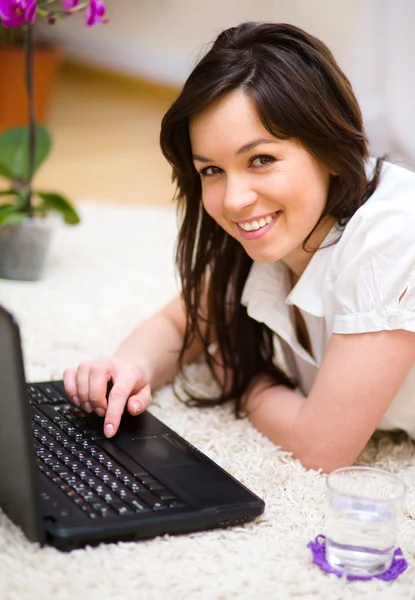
left=199, top=165, right=222, bottom=177
left=251, top=155, right=275, bottom=168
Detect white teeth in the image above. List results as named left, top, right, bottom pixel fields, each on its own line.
left=238, top=214, right=276, bottom=232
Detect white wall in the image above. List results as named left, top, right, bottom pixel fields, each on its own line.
left=38, top=1, right=415, bottom=167
left=39, top=0, right=361, bottom=86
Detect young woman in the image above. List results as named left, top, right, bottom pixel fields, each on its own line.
left=63, top=22, right=415, bottom=472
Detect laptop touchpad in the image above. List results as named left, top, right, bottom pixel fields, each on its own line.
left=125, top=434, right=202, bottom=467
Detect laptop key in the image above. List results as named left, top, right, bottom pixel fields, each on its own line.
left=146, top=481, right=166, bottom=492
left=108, top=498, right=133, bottom=515
left=35, top=383, right=68, bottom=405
left=37, top=463, right=52, bottom=476
left=117, top=506, right=135, bottom=516
left=73, top=450, right=87, bottom=461
left=68, top=461, right=82, bottom=472
left=79, top=503, right=98, bottom=517
left=135, top=490, right=167, bottom=510
left=28, top=386, right=48, bottom=404
left=116, top=491, right=141, bottom=506
left=60, top=453, right=73, bottom=464
left=56, top=469, right=72, bottom=479
left=102, top=491, right=117, bottom=504
left=82, top=492, right=97, bottom=504
left=125, top=481, right=146, bottom=493
left=168, top=500, right=187, bottom=509
left=97, top=472, right=111, bottom=484
left=72, top=482, right=87, bottom=494
left=36, top=449, right=53, bottom=460
left=118, top=474, right=133, bottom=484
left=51, top=475, right=65, bottom=485
left=85, top=476, right=102, bottom=490
left=108, top=480, right=122, bottom=492
left=57, top=482, right=72, bottom=494
left=94, top=505, right=115, bottom=518
left=67, top=442, right=82, bottom=453
left=130, top=499, right=150, bottom=513
left=60, top=472, right=77, bottom=483
left=155, top=489, right=177, bottom=501
left=139, top=476, right=158, bottom=485
left=32, top=410, right=48, bottom=424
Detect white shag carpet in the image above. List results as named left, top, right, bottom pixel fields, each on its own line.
left=1, top=202, right=415, bottom=600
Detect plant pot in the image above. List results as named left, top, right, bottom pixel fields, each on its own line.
left=0, top=45, right=62, bottom=132
left=0, top=216, right=55, bottom=281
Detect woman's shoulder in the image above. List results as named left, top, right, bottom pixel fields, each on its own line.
left=361, top=158, right=415, bottom=212
left=328, top=160, right=415, bottom=331
left=338, top=159, right=415, bottom=246
left=328, top=159, right=415, bottom=279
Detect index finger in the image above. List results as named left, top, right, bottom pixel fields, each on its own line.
left=88, top=365, right=113, bottom=414
left=103, top=374, right=143, bottom=437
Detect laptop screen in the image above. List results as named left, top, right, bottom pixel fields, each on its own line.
left=0, top=306, right=44, bottom=543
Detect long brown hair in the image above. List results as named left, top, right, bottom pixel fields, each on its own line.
left=160, top=22, right=382, bottom=415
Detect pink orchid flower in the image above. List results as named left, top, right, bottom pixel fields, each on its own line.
left=0, top=0, right=36, bottom=27
left=85, top=0, right=107, bottom=27
left=61, top=0, right=80, bottom=10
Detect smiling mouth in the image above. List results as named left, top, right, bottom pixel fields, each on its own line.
left=237, top=212, right=280, bottom=232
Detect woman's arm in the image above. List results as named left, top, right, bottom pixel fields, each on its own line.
left=245, top=328, right=415, bottom=472
left=115, top=294, right=204, bottom=389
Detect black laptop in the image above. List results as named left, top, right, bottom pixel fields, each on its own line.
left=0, top=305, right=264, bottom=551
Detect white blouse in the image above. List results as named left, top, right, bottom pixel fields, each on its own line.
left=241, top=160, right=415, bottom=437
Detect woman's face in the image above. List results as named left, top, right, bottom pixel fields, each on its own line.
left=189, top=89, right=334, bottom=276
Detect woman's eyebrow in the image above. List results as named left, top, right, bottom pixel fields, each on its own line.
left=235, top=137, right=276, bottom=156
left=192, top=137, right=277, bottom=162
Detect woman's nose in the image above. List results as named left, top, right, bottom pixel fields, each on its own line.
left=223, top=176, right=257, bottom=214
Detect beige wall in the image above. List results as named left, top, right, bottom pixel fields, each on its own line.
left=39, top=0, right=360, bottom=85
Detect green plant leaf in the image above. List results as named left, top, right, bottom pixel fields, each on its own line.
left=0, top=188, right=20, bottom=198
left=36, top=191, right=81, bottom=225
left=0, top=126, right=52, bottom=182
left=0, top=202, right=19, bottom=216
left=0, top=204, right=27, bottom=226
left=0, top=212, right=28, bottom=227
left=0, top=163, right=16, bottom=180
left=0, top=188, right=26, bottom=206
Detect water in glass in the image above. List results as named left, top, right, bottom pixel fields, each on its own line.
left=325, top=467, right=405, bottom=577
left=326, top=499, right=396, bottom=575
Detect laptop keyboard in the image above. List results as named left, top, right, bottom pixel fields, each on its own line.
left=28, top=384, right=187, bottom=519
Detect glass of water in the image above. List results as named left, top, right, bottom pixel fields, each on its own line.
left=325, top=466, right=406, bottom=577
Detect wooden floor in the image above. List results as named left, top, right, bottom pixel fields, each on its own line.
left=35, top=62, right=180, bottom=206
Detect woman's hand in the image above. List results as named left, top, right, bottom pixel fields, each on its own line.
left=63, top=356, right=152, bottom=438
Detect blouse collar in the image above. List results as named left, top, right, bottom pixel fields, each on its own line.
left=241, top=225, right=339, bottom=365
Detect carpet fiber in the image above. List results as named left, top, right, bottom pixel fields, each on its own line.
left=1, top=203, right=415, bottom=600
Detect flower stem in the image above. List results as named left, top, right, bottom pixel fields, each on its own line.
left=25, top=22, right=36, bottom=215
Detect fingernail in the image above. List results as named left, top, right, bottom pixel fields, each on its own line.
left=133, top=402, right=140, bottom=415
left=72, top=395, right=80, bottom=406
left=95, top=408, right=105, bottom=417
left=84, top=402, right=93, bottom=413
left=104, top=423, right=114, bottom=437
